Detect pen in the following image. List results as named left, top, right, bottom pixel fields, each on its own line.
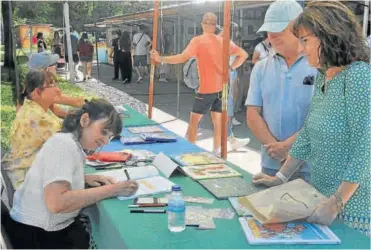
left=130, top=209, right=166, bottom=213
left=124, top=169, right=130, bottom=180
left=129, top=204, right=166, bottom=208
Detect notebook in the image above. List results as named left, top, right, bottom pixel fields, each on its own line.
left=182, top=164, right=242, bottom=180
left=198, top=177, right=266, bottom=200
left=140, top=133, right=177, bottom=142
left=127, top=125, right=164, bottom=134
left=86, top=165, right=175, bottom=200
left=171, top=152, right=225, bottom=166
left=239, top=217, right=341, bottom=245
left=120, top=136, right=154, bottom=145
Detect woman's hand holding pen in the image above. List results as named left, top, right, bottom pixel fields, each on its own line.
left=111, top=181, right=139, bottom=197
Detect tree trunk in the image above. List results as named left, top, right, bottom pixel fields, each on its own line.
left=2, top=1, right=15, bottom=69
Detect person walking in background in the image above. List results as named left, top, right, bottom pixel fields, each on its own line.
left=117, top=31, right=133, bottom=84
left=132, top=25, right=152, bottom=83
left=63, top=28, right=80, bottom=80
left=151, top=12, right=248, bottom=154
left=78, top=32, right=94, bottom=81
left=110, top=30, right=121, bottom=81
left=252, top=32, right=274, bottom=64
left=37, top=32, right=47, bottom=53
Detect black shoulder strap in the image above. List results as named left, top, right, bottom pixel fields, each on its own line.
left=135, top=33, right=145, bottom=45
left=185, top=59, right=197, bottom=76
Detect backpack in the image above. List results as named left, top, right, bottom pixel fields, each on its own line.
left=183, top=58, right=199, bottom=89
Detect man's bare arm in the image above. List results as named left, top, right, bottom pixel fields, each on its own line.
left=246, top=106, right=277, bottom=144
left=231, top=47, right=248, bottom=70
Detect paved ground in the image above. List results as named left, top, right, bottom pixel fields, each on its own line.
left=70, top=62, right=263, bottom=175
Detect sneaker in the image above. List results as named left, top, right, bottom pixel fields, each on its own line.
left=212, top=148, right=221, bottom=157
left=232, top=117, right=242, bottom=126
left=137, top=76, right=143, bottom=83
left=122, top=79, right=128, bottom=84
left=228, top=136, right=250, bottom=150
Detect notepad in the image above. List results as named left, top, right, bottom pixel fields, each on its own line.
left=87, top=165, right=175, bottom=200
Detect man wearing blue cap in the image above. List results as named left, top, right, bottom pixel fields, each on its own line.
left=245, top=0, right=317, bottom=182
left=28, top=52, right=85, bottom=118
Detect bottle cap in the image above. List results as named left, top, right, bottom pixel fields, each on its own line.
left=171, top=185, right=181, bottom=191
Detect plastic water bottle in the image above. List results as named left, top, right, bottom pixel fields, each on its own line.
left=168, top=185, right=186, bottom=232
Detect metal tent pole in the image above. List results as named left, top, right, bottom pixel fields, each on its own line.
left=93, top=1, right=100, bottom=79
left=63, top=2, right=75, bottom=83
left=176, top=3, right=181, bottom=118
left=221, top=0, right=232, bottom=159
left=362, top=0, right=370, bottom=37
left=148, top=0, right=159, bottom=119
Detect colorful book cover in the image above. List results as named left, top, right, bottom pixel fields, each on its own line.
left=182, top=164, right=242, bottom=180
left=229, top=196, right=254, bottom=217
left=239, top=217, right=341, bottom=245
left=171, top=152, right=225, bottom=166
left=128, top=126, right=164, bottom=134
left=198, top=177, right=265, bottom=200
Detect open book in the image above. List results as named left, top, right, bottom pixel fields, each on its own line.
left=87, top=165, right=175, bottom=200
left=242, top=178, right=326, bottom=224
left=239, top=217, right=340, bottom=245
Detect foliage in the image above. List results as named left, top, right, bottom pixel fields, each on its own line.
left=1, top=83, right=17, bottom=151
left=13, top=1, right=154, bottom=31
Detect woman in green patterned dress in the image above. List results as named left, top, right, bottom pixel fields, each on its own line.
left=252, top=1, right=370, bottom=236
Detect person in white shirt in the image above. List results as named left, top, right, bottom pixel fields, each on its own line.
left=5, top=99, right=138, bottom=249
left=252, top=32, right=274, bottom=64
left=132, top=25, right=152, bottom=83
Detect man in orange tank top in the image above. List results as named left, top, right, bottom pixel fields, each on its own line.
left=151, top=12, right=248, bottom=153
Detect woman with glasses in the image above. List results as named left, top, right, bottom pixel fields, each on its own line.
left=5, top=99, right=138, bottom=248
left=2, top=70, right=64, bottom=190
left=253, top=1, right=370, bottom=236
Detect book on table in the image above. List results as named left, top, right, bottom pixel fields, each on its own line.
left=198, top=177, right=266, bottom=200
left=171, top=152, right=225, bottom=166
left=239, top=217, right=340, bottom=245
left=86, top=165, right=175, bottom=200
left=127, top=125, right=164, bottom=134
left=140, top=133, right=177, bottom=142
left=241, top=178, right=327, bottom=224
left=182, top=164, right=242, bottom=180
left=120, top=136, right=155, bottom=145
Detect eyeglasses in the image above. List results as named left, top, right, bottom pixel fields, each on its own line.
left=202, top=21, right=217, bottom=26
left=42, top=82, right=59, bottom=89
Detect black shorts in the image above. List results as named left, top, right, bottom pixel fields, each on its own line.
left=192, top=92, right=222, bottom=114
left=65, top=53, right=79, bottom=63
left=133, top=55, right=147, bottom=67
left=4, top=215, right=90, bottom=249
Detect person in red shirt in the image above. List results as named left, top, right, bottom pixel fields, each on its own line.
left=151, top=12, right=248, bottom=153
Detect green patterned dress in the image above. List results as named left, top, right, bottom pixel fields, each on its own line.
left=290, top=61, right=371, bottom=236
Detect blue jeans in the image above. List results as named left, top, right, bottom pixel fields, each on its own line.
left=262, top=167, right=311, bottom=183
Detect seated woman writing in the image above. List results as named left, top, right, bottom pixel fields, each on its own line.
left=3, top=70, right=65, bottom=189
left=5, top=99, right=138, bottom=249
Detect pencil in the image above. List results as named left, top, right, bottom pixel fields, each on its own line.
left=124, top=169, right=130, bottom=180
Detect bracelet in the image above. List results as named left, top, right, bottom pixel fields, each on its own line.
left=334, top=191, right=344, bottom=211
left=276, top=171, right=289, bottom=183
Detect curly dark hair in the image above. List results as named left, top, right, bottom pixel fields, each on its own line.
left=293, top=1, right=370, bottom=70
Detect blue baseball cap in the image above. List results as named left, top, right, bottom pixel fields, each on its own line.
left=28, top=52, right=59, bottom=70
left=258, top=0, right=303, bottom=33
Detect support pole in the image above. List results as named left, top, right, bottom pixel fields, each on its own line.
left=29, top=24, right=32, bottom=55
left=93, top=1, right=100, bottom=79
left=176, top=3, right=181, bottom=118
left=63, top=2, right=75, bottom=83
left=148, top=0, right=159, bottom=119
left=362, top=0, right=370, bottom=37
left=221, top=0, right=231, bottom=159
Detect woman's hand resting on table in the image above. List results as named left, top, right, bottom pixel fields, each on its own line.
left=252, top=172, right=283, bottom=187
